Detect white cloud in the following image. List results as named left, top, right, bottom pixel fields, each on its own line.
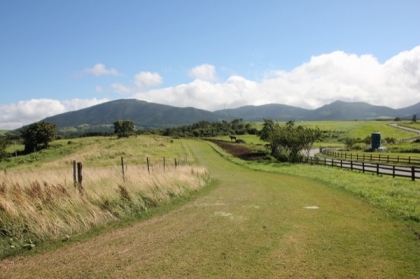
left=84, top=63, right=118, bottom=76
left=95, top=86, right=103, bottom=92
left=0, top=98, right=109, bottom=129
left=188, top=64, right=217, bottom=81
left=111, top=83, right=133, bottom=94
left=132, top=46, right=420, bottom=110
left=134, top=72, right=162, bottom=88
left=3, top=47, right=419, bottom=129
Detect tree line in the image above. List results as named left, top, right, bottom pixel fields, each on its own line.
left=1, top=118, right=322, bottom=163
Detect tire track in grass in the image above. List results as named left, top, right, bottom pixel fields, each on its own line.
left=1, top=140, right=420, bottom=278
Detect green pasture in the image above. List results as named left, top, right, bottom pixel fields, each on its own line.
left=256, top=120, right=415, bottom=139
left=0, top=135, right=194, bottom=171
left=293, top=120, right=416, bottom=140
left=399, top=121, right=420, bottom=130
left=2, top=139, right=419, bottom=278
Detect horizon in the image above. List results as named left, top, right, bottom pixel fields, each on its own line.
left=1, top=98, right=418, bottom=132
left=1, top=1, right=419, bottom=129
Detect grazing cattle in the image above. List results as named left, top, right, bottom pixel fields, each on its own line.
left=229, top=135, right=237, bottom=142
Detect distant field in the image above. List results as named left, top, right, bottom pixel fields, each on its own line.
left=0, top=130, right=8, bottom=135
left=399, top=121, right=420, bottom=130
left=1, top=135, right=197, bottom=171
left=252, top=120, right=416, bottom=140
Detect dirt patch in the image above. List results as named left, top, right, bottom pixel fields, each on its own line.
left=204, top=139, right=267, bottom=161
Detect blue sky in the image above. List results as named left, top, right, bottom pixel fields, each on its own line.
left=1, top=0, right=420, bottom=129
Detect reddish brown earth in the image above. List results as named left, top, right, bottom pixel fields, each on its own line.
left=204, top=139, right=267, bottom=160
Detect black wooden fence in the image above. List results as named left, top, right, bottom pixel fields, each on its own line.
left=303, top=157, right=419, bottom=181
left=322, top=150, right=420, bottom=165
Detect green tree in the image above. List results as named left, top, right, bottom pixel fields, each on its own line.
left=20, top=121, right=57, bottom=153
left=114, top=120, right=135, bottom=138
left=301, top=126, right=321, bottom=158
left=262, top=120, right=321, bottom=163
left=0, top=136, right=8, bottom=159
left=343, top=137, right=356, bottom=150
left=259, top=119, right=277, bottom=141
left=363, top=135, right=371, bottom=146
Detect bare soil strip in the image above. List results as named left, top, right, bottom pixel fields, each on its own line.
left=1, top=140, right=420, bottom=278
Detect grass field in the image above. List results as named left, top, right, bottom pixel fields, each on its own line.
left=1, top=139, right=420, bottom=278
left=253, top=120, right=417, bottom=140
left=0, top=136, right=210, bottom=259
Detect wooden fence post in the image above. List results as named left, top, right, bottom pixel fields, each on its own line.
left=163, top=157, right=166, bottom=172
left=412, top=167, right=415, bottom=181
left=376, top=163, right=379, bottom=176
left=77, top=162, right=83, bottom=194
left=362, top=162, right=365, bottom=173
left=147, top=157, right=150, bottom=174
left=73, top=160, right=77, bottom=188
left=175, top=158, right=177, bottom=169
left=121, top=157, right=125, bottom=182
left=393, top=165, right=395, bottom=178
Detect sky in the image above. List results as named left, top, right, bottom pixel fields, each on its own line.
left=1, top=0, right=420, bottom=129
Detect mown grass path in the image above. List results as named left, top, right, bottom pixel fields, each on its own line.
left=1, top=140, right=420, bottom=278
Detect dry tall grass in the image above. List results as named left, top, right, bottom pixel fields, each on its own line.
left=0, top=164, right=210, bottom=254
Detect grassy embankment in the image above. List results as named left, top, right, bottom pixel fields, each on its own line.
left=0, top=136, right=210, bottom=258
left=1, top=139, right=419, bottom=278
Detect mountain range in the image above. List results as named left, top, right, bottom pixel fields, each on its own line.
left=42, top=99, right=420, bottom=130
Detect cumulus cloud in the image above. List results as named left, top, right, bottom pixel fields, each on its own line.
left=188, top=64, right=217, bottom=81
left=133, top=46, right=420, bottom=111
left=3, top=46, right=419, bottom=129
left=134, top=72, right=162, bottom=88
left=0, top=98, right=109, bottom=129
left=84, top=63, right=118, bottom=76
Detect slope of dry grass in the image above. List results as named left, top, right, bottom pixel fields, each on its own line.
left=0, top=136, right=209, bottom=258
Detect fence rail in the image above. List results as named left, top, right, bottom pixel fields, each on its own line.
left=304, top=157, right=419, bottom=181
left=322, top=150, right=420, bottom=165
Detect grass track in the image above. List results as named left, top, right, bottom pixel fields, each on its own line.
left=1, top=139, right=420, bottom=278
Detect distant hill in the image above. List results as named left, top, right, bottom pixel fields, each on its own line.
left=214, top=104, right=309, bottom=121
left=305, top=101, right=398, bottom=120
left=41, top=99, right=420, bottom=132
left=395, top=102, right=420, bottom=118
left=42, top=99, right=220, bottom=129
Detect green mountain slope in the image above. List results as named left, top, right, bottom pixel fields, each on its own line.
left=42, top=99, right=221, bottom=129
left=40, top=99, right=419, bottom=132
left=213, top=103, right=309, bottom=121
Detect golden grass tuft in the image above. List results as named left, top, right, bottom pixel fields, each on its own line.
left=0, top=164, right=210, bottom=254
